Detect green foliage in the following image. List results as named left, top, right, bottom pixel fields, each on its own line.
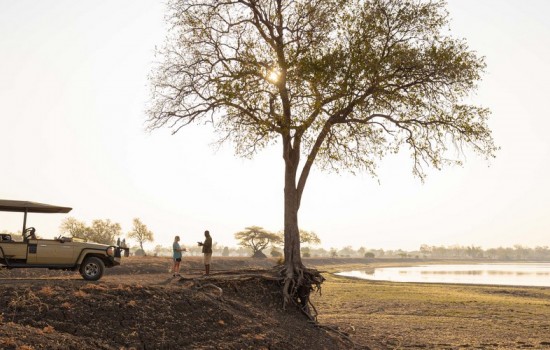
left=87, top=219, right=121, bottom=245
left=59, top=217, right=88, bottom=239
left=149, top=0, right=496, bottom=179
left=60, top=217, right=121, bottom=245
left=128, top=218, right=155, bottom=252
left=234, top=226, right=282, bottom=255
left=299, top=230, right=321, bottom=246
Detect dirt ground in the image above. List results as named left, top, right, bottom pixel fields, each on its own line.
left=0, top=257, right=351, bottom=350
left=2, top=257, right=550, bottom=349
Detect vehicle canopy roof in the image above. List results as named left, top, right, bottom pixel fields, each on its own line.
left=0, top=200, right=72, bottom=213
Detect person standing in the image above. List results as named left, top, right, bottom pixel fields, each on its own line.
left=198, top=230, right=212, bottom=275
left=172, top=235, right=187, bottom=277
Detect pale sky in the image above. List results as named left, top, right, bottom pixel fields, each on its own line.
left=1, top=1, right=549, bottom=251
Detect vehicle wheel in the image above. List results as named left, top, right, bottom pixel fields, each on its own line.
left=80, top=257, right=105, bottom=281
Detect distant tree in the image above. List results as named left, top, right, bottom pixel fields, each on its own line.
left=271, top=248, right=283, bottom=258
left=60, top=217, right=88, bottom=239
left=364, top=252, right=375, bottom=259
left=419, top=244, right=432, bottom=258
left=1, top=229, right=21, bottom=241
left=338, top=246, right=355, bottom=257
left=154, top=244, right=172, bottom=257
left=277, top=229, right=321, bottom=246
left=222, top=246, right=230, bottom=257
left=235, top=226, right=282, bottom=258
left=301, top=247, right=311, bottom=258
left=87, top=219, right=121, bottom=245
left=466, top=245, right=483, bottom=259
left=330, top=248, right=338, bottom=259
left=128, top=218, right=155, bottom=255
left=299, top=230, right=321, bottom=246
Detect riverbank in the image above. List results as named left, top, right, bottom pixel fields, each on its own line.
left=309, top=259, right=550, bottom=349
left=2, top=257, right=549, bottom=349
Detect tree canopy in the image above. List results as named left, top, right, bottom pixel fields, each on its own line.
left=148, top=0, right=497, bottom=307
left=235, top=226, right=282, bottom=258
left=149, top=0, right=495, bottom=179
left=128, top=218, right=155, bottom=253
left=60, top=217, right=121, bottom=245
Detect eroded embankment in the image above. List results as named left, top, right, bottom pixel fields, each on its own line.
left=0, top=274, right=350, bottom=350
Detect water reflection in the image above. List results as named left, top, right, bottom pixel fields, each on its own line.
left=337, top=263, right=550, bottom=287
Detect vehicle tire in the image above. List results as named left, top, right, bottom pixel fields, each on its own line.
left=80, top=257, right=105, bottom=281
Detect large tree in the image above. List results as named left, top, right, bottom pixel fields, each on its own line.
left=148, top=0, right=496, bottom=303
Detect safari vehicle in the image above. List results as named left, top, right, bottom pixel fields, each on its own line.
left=0, top=199, right=122, bottom=281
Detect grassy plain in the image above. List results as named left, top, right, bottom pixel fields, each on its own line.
left=310, top=260, right=550, bottom=349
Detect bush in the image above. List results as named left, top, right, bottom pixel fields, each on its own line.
left=364, top=252, right=375, bottom=258
left=270, top=249, right=282, bottom=257
left=252, top=250, right=267, bottom=259
left=134, top=249, right=145, bottom=257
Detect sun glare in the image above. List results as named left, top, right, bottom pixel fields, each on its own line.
left=266, top=69, right=280, bottom=83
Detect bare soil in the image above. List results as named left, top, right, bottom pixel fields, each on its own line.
left=0, top=257, right=350, bottom=350
left=2, top=257, right=550, bottom=350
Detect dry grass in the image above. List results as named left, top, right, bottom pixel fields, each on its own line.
left=38, top=285, right=56, bottom=296
left=311, top=263, right=550, bottom=349
left=16, top=345, right=34, bottom=350
left=0, top=337, right=17, bottom=347
left=73, top=289, right=88, bottom=298
left=42, top=325, right=55, bottom=334
left=8, top=290, right=48, bottom=313
left=82, top=283, right=108, bottom=291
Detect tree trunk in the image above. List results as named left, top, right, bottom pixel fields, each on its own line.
left=283, top=146, right=302, bottom=270
left=283, top=173, right=302, bottom=270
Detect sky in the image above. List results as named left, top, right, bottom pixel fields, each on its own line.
left=1, top=1, right=549, bottom=251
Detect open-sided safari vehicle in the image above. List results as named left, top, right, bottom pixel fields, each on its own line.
left=0, top=199, right=122, bottom=281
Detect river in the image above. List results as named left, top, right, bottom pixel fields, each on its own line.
left=336, top=263, right=550, bottom=287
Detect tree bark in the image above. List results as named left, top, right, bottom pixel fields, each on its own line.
left=282, top=134, right=302, bottom=271
left=283, top=164, right=302, bottom=270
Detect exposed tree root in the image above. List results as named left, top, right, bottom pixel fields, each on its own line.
left=177, top=268, right=361, bottom=348
left=193, top=282, right=223, bottom=299
left=276, top=264, right=325, bottom=321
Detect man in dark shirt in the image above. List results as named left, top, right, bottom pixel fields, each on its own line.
left=198, top=230, right=213, bottom=275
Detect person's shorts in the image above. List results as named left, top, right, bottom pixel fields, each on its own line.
left=203, top=253, right=212, bottom=265
left=174, top=257, right=181, bottom=262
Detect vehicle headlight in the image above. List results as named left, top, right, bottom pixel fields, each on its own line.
left=106, top=247, right=114, bottom=256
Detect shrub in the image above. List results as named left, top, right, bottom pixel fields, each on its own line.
left=134, top=248, right=145, bottom=256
